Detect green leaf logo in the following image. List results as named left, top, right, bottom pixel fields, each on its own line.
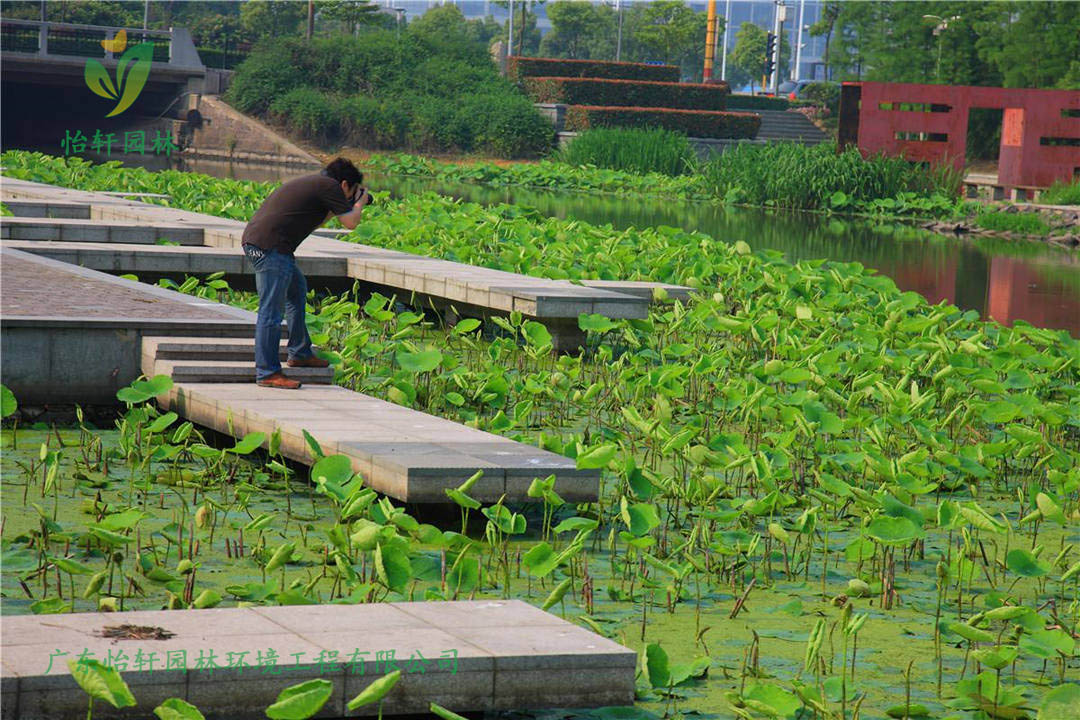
left=83, top=42, right=153, bottom=117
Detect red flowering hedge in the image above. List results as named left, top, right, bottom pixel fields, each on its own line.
left=524, top=77, right=730, bottom=111
left=507, top=56, right=679, bottom=83
left=565, top=105, right=761, bottom=140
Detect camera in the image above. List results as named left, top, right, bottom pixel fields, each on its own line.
left=354, top=186, right=374, bottom=207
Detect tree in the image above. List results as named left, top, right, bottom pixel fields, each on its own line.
left=728, top=21, right=790, bottom=92
left=541, top=1, right=607, bottom=59
left=630, top=0, right=705, bottom=68
left=410, top=3, right=471, bottom=41
left=240, top=0, right=305, bottom=41
left=493, top=0, right=544, bottom=57
left=974, top=1, right=1080, bottom=89
left=190, top=14, right=248, bottom=49
left=808, top=1, right=840, bottom=81
left=316, top=0, right=380, bottom=36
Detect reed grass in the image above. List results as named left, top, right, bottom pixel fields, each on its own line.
left=699, top=142, right=961, bottom=211
left=557, top=127, right=698, bottom=177
left=1040, top=179, right=1080, bottom=206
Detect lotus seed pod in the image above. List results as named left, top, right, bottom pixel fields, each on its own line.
left=177, top=559, right=195, bottom=575
left=83, top=570, right=107, bottom=598
left=195, top=504, right=210, bottom=528
left=98, top=596, right=117, bottom=612
left=936, top=561, right=948, bottom=582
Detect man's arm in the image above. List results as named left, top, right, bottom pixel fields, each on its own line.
left=336, top=201, right=365, bottom=230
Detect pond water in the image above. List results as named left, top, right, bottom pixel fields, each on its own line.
left=166, top=157, right=1080, bottom=337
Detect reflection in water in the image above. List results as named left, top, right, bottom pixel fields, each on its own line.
left=161, top=157, right=1080, bottom=336
left=366, top=173, right=1080, bottom=337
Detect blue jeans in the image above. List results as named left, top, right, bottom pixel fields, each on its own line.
left=242, top=244, right=314, bottom=380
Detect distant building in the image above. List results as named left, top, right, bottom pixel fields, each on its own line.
left=379, top=0, right=827, bottom=82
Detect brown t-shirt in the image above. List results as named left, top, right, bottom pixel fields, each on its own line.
left=241, top=173, right=354, bottom=255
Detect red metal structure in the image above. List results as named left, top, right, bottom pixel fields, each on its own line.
left=839, top=82, right=1080, bottom=191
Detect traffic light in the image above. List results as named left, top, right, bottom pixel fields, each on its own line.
left=764, top=32, right=777, bottom=77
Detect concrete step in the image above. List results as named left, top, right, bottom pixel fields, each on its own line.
left=755, top=109, right=829, bottom=145
left=142, top=336, right=305, bottom=361
left=153, top=359, right=334, bottom=384
left=0, top=217, right=204, bottom=245
left=0, top=198, right=90, bottom=218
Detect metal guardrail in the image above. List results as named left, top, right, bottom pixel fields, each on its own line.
left=0, top=19, right=200, bottom=68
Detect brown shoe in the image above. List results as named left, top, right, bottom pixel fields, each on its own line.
left=256, top=372, right=302, bottom=389
left=286, top=354, right=330, bottom=368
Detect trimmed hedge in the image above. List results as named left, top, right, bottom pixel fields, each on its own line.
left=565, top=105, right=760, bottom=140
left=725, top=94, right=791, bottom=111
left=508, top=56, right=679, bottom=83
left=524, top=76, right=729, bottom=111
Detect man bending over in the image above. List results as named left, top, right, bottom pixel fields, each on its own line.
left=241, top=157, right=372, bottom=389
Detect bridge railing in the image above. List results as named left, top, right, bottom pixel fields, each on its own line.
left=0, top=19, right=201, bottom=68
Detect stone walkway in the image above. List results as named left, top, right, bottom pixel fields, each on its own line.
left=0, top=248, right=251, bottom=324
left=1, top=600, right=635, bottom=718
left=2, top=176, right=654, bottom=332
left=163, top=382, right=594, bottom=503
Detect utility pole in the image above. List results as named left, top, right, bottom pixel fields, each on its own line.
left=769, top=1, right=786, bottom=94
left=792, top=0, right=805, bottom=81
left=720, top=0, right=731, bottom=80
left=507, top=0, right=514, bottom=57
left=703, top=0, right=717, bottom=81
left=143, top=0, right=149, bottom=30
left=923, top=14, right=961, bottom=83
left=307, top=0, right=314, bottom=40
left=616, top=0, right=623, bottom=61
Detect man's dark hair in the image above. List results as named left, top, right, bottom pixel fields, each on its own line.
left=323, top=157, right=363, bottom=187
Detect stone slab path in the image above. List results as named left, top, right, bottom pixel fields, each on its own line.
left=162, top=382, right=595, bottom=503
left=0, top=248, right=252, bottom=326
left=1, top=177, right=660, bottom=328
left=0, top=600, right=635, bottom=719
left=0, top=249, right=598, bottom=503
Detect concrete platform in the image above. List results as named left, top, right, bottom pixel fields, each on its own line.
left=0, top=217, right=204, bottom=245
left=2, top=239, right=348, bottom=278
left=578, top=279, right=694, bottom=303
left=162, top=382, right=597, bottom=503
left=0, top=198, right=90, bottom=218
left=2, top=176, right=652, bottom=329
left=4, top=239, right=690, bottom=307
left=0, top=600, right=635, bottom=719
left=0, top=248, right=258, bottom=404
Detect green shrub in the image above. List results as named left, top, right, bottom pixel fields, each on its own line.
left=725, top=94, right=790, bottom=111
left=974, top=210, right=1050, bottom=235
left=524, top=77, right=728, bottom=111
left=227, top=33, right=551, bottom=158
left=1040, top=179, right=1080, bottom=206
left=565, top=106, right=760, bottom=140
left=700, top=142, right=958, bottom=210
left=196, top=47, right=248, bottom=70
left=558, top=128, right=697, bottom=177
left=268, top=87, right=340, bottom=143
left=801, top=83, right=840, bottom=115
left=507, top=56, right=679, bottom=83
